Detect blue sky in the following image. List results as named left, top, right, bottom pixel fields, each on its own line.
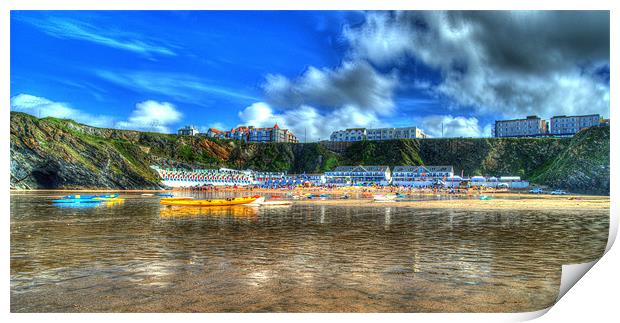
left=10, top=11, right=610, bottom=139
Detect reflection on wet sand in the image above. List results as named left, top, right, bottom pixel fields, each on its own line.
left=159, top=205, right=258, bottom=219
left=53, top=199, right=125, bottom=209
left=10, top=192, right=608, bottom=313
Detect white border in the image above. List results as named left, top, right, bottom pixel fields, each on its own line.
left=2, top=1, right=617, bottom=322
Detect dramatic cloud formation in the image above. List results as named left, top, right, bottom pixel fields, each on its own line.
left=11, top=11, right=610, bottom=139
left=250, top=59, right=397, bottom=140
left=10, top=94, right=113, bottom=128
left=116, top=101, right=183, bottom=133
left=344, top=11, right=610, bottom=119
left=15, top=15, right=176, bottom=56
left=263, top=61, right=397, bottom=115
left=238, top=102, right=382, bottom=141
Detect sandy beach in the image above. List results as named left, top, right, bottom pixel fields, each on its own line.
left=292, top=196, right=610, bottom=211
left=12, top=187, right=610, bottom=211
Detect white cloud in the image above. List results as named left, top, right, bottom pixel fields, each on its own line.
left=15, top=15, right=176, bottom=57
left=417, top=115, right=491, bottom=138
left=238, top=102, right=382, bottom=141
left=237, top=102, right=282, bottom=126
left=344, top=11, right=610, bottom=119
left=11, top=94, right=185, bottom=134
left=252, top=59, right=398, bottom=141
left=115, top=101, right=182, bottom=133
left=263, top=61, right=397, bottom=115
left=10, top=94, right=113, bottom=128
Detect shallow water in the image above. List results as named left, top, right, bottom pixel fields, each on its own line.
left=10, top=191, right=608, bottom=312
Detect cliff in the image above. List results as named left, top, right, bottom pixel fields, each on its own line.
left=10, top=112, right=610, bottom=194
left=528, top=126, right=610, bottom=195
left=343, top=136, right=570, bottom=179
left=9, top=112, right=338, bottom=189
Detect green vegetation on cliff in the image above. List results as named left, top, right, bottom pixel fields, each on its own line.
left=10, top=112, right=609, bottom=194
left=529, top=126, right=610, bottom=195
left=10, top=112, right=338, bottom=189
left=343, top=139, right=423, bottom=166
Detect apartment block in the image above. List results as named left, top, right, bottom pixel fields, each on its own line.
left=494, top=116, right=548, bottom=138
left=550, top=114, right=601, bottom=135
left=330, top=126, right=427, bottom=142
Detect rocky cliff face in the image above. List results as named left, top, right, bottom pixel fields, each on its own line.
left=9, top=112, right=338, bottom=189
left=529, top=126, right=610, bottom=195
left=11, top=113, right=164, bottom=189
left=10, top=112, right=610, bottom=194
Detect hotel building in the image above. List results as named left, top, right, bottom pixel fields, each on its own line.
left=177, top=125, right=199, bottom=136
left=330, top=126, right=427, bottom=142
left=207, top=124, right=299, bottom=143
left=494, top=116, right=548, bottom=138
left=330, top=128, right=367, bottom=142
left=550, top=114, right=601, bottom=136
left=367, top=127, right=427, bottom=140
left=391, top=166, right=454, bottom=186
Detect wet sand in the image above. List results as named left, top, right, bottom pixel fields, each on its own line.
left=171, top=186, right=609, bottom=211
left=11, top=191, right=609, bottom=312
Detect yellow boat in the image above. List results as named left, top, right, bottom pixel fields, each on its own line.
left=160, top=195, right=259, bottom=207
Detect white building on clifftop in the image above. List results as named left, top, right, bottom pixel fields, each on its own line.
left=330, top=126, right=427, bottom=142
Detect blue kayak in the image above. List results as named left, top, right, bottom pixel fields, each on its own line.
left=52, top=199, right=102, bottom=203
left=62, top=194, right=97, bottom=199
left=157, top=193, right=174, bottom=197
left=97, top=194, right=119, bottom=198
left=62, top=193, right=119, bottom=199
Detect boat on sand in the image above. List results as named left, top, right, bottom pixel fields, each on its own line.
left=160, top=195, right=258, bottom=207
left=373, top=194, right=397, bottom=202
left=247, top=197, right=293, bottom=206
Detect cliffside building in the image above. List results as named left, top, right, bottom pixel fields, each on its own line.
left=330, top=128, right=367, bottom=142
left=550, top=114, right=601, bottom=136
left=330, top=126, right=427, bottom=142
left=206, top=123, right=299, bottom=143
left=177, top=125, right=199, bottom=136
left=494, top=116, right=548, bottom=138
left=367, top=127, right=427, bottom=140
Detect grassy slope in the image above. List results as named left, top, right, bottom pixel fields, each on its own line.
left=343, top=136, right=569, bottom=178
left=529, top=126, right=610, bottom=194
